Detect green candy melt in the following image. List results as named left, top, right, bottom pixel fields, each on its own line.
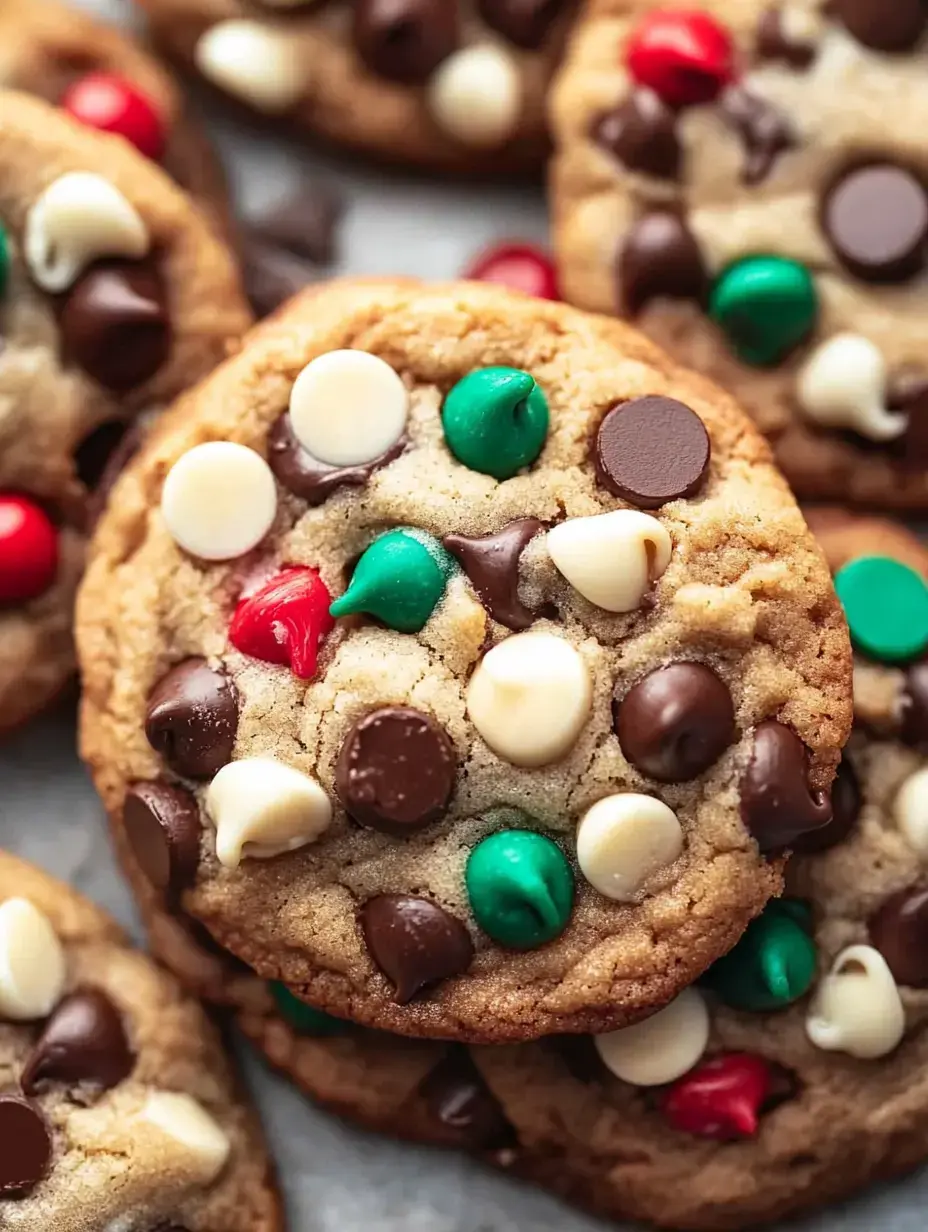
left=329, top=528, right=455, bottom=633
left=835, top=555, right=928, bottom=664
left=442, top=366, right=549, bottom=480
left=709, top=256, right=817, bottom=367
left=269, top=982, right=345, bottom=1035
left=702, top=899, right=816, bottom=1012
left=465, top=825, right=574, bottom=950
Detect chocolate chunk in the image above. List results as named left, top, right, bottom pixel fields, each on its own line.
left=242, top=239, right=314, bottom=320
left=618, top=211, right=708, bottom=314
left=251, top=182, right=343, bottom=266
left=822, top=164, right=928, bottom=283
left=901, top=659, right=928, bottom=747
left=361, top=894, right=474, bottom=1003
left=593, top=91, right=681, bottom=179
left=420, top=1047, right=514, bottom=1148
left=755, top=6, right=818, bottom=66
left=739, top=720, right=832, bottom=851
left=21, top=988, right=134, bottom=1095
left=352, top=0, right=460, bottom=83
left=123, top=780, right=201, bottom=902
left=594, top=396, right=711, bottom=508
left=614, top=662, right=735, bottom=782
left=790, top=754, right=861, bottom=853
left=443, top=518, right=544, bottom=630
left=870, top=886, right=928, bottom=985
left=336, top=706, right=457, bottom=835
left=0, top=1095, right=52, bottom=1197
left=831, top=0, right=926, bottom=52
left=476, top=0, right=568, bottom=48
left=719, top=85, right=794, bottom=185
left=58, top=259, right=171, bottom=391
left=145, top=658, right=239, bottom=779
left=267, top=412, right=404, bottom=505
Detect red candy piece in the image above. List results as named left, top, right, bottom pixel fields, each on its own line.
left=0, top=495, right=58, bottom=606
left=463, top=242, right=559, bottom=301
left=627, top=9, right=734, bottom=107
left=229, top=567, right=334, bottom=679
left=662, top=1053, right=773, bottom=1140
left=61, top=73, right=166, bottom=162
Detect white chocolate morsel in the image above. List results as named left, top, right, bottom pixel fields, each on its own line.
left=795, top=334, right=907, bottom=442
left=25, top=172, right=149, bottom=293
left=806, top=945, right=905, bottom=1060
left=427, top=45, right=523, bottom=147
left=289, top=350, right=409, bottom=467
left=0, top=898, right=67, bottom=1021
left=546, top=511, right=672, bottom=613
left=893, top=765, right=928, bottom=858
left=141, top=1092, right=231, bottom=1181
left=161, top=441, right=277, bottom=562
left=194, top=21, right=309, bottom=113
left=576, top=794, right=684, bottom=900
left=206, top=757, right=333, bottom=869
left=465, top=631, right=592, bottom=767
left=594, top=988, right=709, bottom=1086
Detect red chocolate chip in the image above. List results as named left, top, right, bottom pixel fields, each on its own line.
left=61, top=73, right=166, bottom=161
left=831, top=0, right=927, bottom=53
left=21, top=988, right=134, bottom=1095
left=663, top=1053, right=775, bottom=1140
left=0, top=1095, right=52, bottom=1197
left=267, top=412, right=404, bottom=506
left=0, top=494, right=58, bottom=605
left=476, top=0, right=568, bottom=49
left=822, top=164, right=928, bottom=283
left=593, top=91, right=681, bottom=180
left=790, top=754, right=860, bottom=853
left=463, top=242, right=559, bottom=300
left=123, top=780, right=201, bottom=903
left=228, top=567, right=335, bottom=680
left=869, top=886, right=928, bottom=986
left=594, top=396, right=710, bottom=508
left=361, top=894, right=474, bottom=1003
left=145, top=658, right=239, bottom=779
left=618, top=211, right=708, bottom=313
left=443, top=518, right=545, bottom=630
left=626, top=8, right=735, bottom=107
left=352, top=0, right=460, bottom=83
left=739, top=721, right=832, bottom=851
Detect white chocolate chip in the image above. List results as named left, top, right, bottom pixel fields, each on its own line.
left=795, top=334, right=907, bottom=442
left=893, top=765, right=928, bottom=858
left=806, top=944, right=905, bottom=1060
left=194, top=20, right=308, bottom=113
left=576, top=794, right=684, bottom=901
left=546, top=511, right=672, bottom=613
left=141, top=1092, right=230, bottom=1181
left=206, top=757, right=332, bottom=869
left=466, top=631, right=592, bottom=767
left=161, top=441, right=277, bottom=562
left=594, top=989, right=709, bottom=1086
left=24, top=172, right=148, bottom=293
left=0, top=898, right=66, bottom=1021
left=427, top=45, right=522, bottom=148
left=289, top=350, right=408, bottom=466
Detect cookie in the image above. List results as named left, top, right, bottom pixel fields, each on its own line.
left=550, top=0, right=928, bottom=508
left=0, top=89, right=251, bottom=736
left=132, top=0, right=575, bottom=174
left=0, top=850, right=281, bottom=1231
left=77, top=277, right=851, bottom=1042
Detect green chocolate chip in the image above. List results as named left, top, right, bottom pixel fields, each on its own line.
left=442, top=366, right=549, bottom=480
left=709, top=256, right=817, bottom=367
left=702, top=899, right=816, bottom=1012
left=329, top=528, right=454, bottom=633
left=465, top=827, right=574, bottom=950
left=835, top=555, right=928, bottom=664
left=269, top=982, right=345, bottom=1035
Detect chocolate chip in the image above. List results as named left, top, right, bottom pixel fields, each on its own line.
left=21, top=988, right=134, bottom=1095
left=740, top=721, right=832, bottom=851
left=822, top=164, right=928, bottom=283
left=890, top=377, right=928, bottom=469
left=443, top=518, right=544, bottom=630
left=267, top=412, right=404, bottom=506
left=58, top=259, right=171, bottom=390
left=719, top=85, right=794, bottom=185
left=0, top=1095, right=52, bottom=1197
left=594, top=396, right=711, bottom=508
left=790, top=753, right=861, bottom=853
left=476, top=0, right=568, bottom=48
left=870, top=886, right=928, bottom=985
left=82, top=420, right=146, bottom=529
left=145, top=658, right=239, bottom=779
left=123, top=780, right=201, bottom=903
left=593, top=91, right=681, bottom=180
left=242, top=239, right=314, bottom=320
left=901, top=659, right=928, bottom=747
left=615, top=662, right=735, bottom=782
left=361, top=894, right=474, bottom=1003
left=74, top=421, right=131, bottom=493
left=420, top=1047, right=514, bottom=1148
left=251, top=182, right=343, bottom=266
left=336, top=706, right=457, bottom=835
left=352, top=0, right=460, bottom=83
left=755, top=6, right=818, bottom=66
left=831, top=0, right=926, bottom=52
left=618, top=211, right=708, bottom=314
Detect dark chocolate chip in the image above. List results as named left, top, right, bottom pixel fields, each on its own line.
left=361, top=894, right=474, bottom=1003
left=476, top=0, right=568, bottom=48
left=352, top=0, right=460, bottom=83
left=901, top=658, right=928, bottom=747
left=74, top=421, right=131, bottom=493
left=592, top=91, right=681, bottom=180
left=869, top=886, right=928, bottom=985
left=614, top=662, right=735, bottom=782
left=21, top=988, right=134, bottom=1095
left=335, top=706, right=457, bottom=835
left=890, top=377, right=928, bottom=469
left=123, top=780, right=201, bottom=903
left=618, top=211, right=708, bottom=314
left=719, top=85, right=794, bottom=185
left=419, top=1047, right=514, bottom=1148
left=739, top=720, right=832, bottom=851
left=145, top=658, right=239, bottom=779
left=267, top=412, right=404, bottom=506
left=790, top=753, right=861, bottom=853
left=0, top=1095, right=52, bottom=1197
left=58, top=259, right=171, bottom=391
left=755, top=6, right=818, bottom=66
left=250, top=182, right=343, bottom=266
left=822, top=164, right=928, bottom=283
left=442, top=518, right=544, bottom=630
left=83, top=420, right=146, bottom=530
left=831, top=0, right=927, bottom=52
left=594, top=396, right=711, bottom=508
left=241, top=239, right=314, bottom=320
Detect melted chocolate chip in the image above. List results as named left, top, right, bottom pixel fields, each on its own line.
left=740, top=721, right=832, bottom=851
left=0, top=1095, right=52, bottom=1197
left=593, top=91, right=681, bottom=179
left=420, top=1047, right=514, bottom=1148
left=352, top=0, right=460, bottom=83
left=901, top=659, right=928, bottom=747
left=123, top=780, right=201, bottom=903
left=145, top=658, right=239, bottom=779
left=619, top=212, right=708, bottom=314
left=21, top=988, right=134, bottom=1095
left=267, top=412, right=404, bottom=506
left=719, top=85, right=794, bottom=185
left=790, top=753, right=861, bottom=853
left=870, top=886, right=928, bottom=985
left=594, top=396, right=711, bottom=508
left=442, top=518, right=544, bottom=630
left=361, top=894, right=474, bottom=1003
left=822, top=164, right=928, bottom=283
left=831, top=0, right=927, bottom=52
left=755, top=6, right=818, bottom=66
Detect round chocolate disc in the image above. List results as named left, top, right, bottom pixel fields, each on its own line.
left=594, top=396, right=711, bottom=508
left=822, top=164, right=928, bottom=283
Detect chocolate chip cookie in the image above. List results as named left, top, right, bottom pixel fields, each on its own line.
left=77, top=277, right=851, bottom=1042
left=132, top=0, right=575, bottom=173
left=0, top=850, right=281, bottom=1230
left=551, top=0, right=928, bottom=508
left=0, top=89, right=250, bottom=736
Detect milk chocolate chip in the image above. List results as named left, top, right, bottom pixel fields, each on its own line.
left=353, top=0, right=459, bottom=82
left=123, top=780, right=201, bottom=902
left=145, top=658, right=239, bottom=779
left=21, top=988, right=134, bottom=1095
left=443, top=518, right=544, bottom=630
left=361, top=894, right=474, bottom=1002
left=740, top=721, right=832, bottom=851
